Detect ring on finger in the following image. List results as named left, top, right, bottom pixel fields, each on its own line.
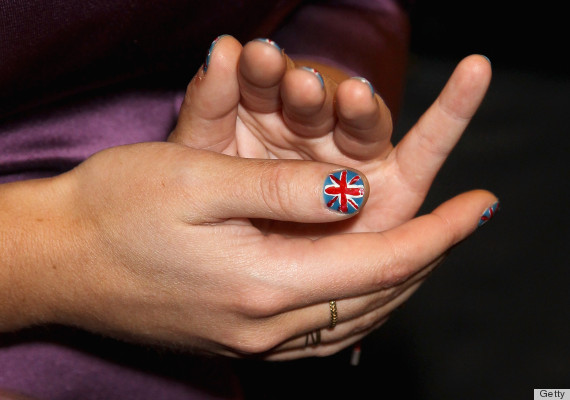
left=329, top=300, right=338, bottom=328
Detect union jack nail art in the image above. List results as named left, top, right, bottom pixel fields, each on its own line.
left=323, top=170, right=366, bottom=214
left=478, top=201, right=499, bottom=227
left=301, top=66, right=325, bottom=89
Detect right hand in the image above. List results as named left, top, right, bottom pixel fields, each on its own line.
left=9, top=142, right=497, bottom=359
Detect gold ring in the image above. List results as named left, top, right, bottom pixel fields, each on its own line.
left=329, top=300, right=338, bottom=328
left=305, top=329, right=321, bottom=347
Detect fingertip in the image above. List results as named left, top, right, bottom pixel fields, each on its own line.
left=454, top=54, right=493, bottom=90
left=336, top=78, right=379, bottom=119
left=476, top=191, right=500, bottom=228
left=203, top=34, right=242, bottom=74
left=299, top=66, right=325, bottom=89
left=240, top=37, right=286, bottom=87
left=253, top=38, right=282, bottom=52
left=349, top=77, right=376, bottom=98
left=433, top=54, right=492, bottom=125
left=360, top=170, right=371, bottom=211
left=188, top=34, right=242, bottom=104
left=474, top=54, right=492, bottom=67
left=431, top=189, right=499, bottom=237
left=281, top=67, right=326, bottom=114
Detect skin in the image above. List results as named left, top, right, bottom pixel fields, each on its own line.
left=0, top=37, right=495, bottom=363
left=171, top=36, right=493, bottom=236
left=168, top=36, right=496, bottom=357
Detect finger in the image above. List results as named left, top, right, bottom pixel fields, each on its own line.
left=237, top=38, right=287, bottom=113
left=184, top=149, right=370, bottom=222
left=278, top=255, right=440, bottom=339
left=265, top=317, right=388, bottom=360
left=394, top=55, right=492, bottom=191
left=333, top=77, right=393, bottom=160
left=280, top=66, right=336, bottom=137
left=215, top=191, right=497, bottom=352
left=272, top=279, right=423, bottom=353
left=169, top=35, right=242, bottom=152
left=274, top=189, right=498, bottom=305
left=216, top=319, right=378, bottom=359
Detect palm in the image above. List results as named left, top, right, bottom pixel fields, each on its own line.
left=209, top=98, right=423, bottom=236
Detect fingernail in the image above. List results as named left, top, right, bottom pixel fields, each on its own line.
left=478, top=201, right=499, bottom=227
left=477, top=54, right=492, bottom=66
left=254, top=38, right=282, bottom=52
left=323, top=170, right=366, bottom=214
left=351, top=77, right=375, bottom=97
left=204, top=35, right=228, bottom=73
left=301, top=67, right=325, bottom=89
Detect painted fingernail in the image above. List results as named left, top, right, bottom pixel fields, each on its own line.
left=351, top=77, right=375, bottom=97
left=254, top=38, right=282, bottom=52
left=323, top=170, right=366, bottom=214
left=301, top=66, right=325, bottom=89
left=478, top=201, right=499, bottom=227
left=203, top=35, right=228, bottom=73
left=477, top=54, right=492, bottom=66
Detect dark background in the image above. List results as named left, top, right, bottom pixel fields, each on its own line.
left=236, top=2, right=570, bottom=398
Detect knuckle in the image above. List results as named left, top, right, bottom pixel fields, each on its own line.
left=373, top=269, right=403, bottom=289
left=258, top=163, right=294, bottom=218
left=371, top=234, right=407, bottom=288
left=223, top=293, right=290, bottom=355
left=237, top=286, right=286, bottom=319
left=432, top=211, right=460, bottom=246
left=223, top=322, right=285, bottom=355
left=350, top=310, right=384, bottom=336
left=371, top=231, right=442, bottom=289
left=230, top=332, right=276, bottom=355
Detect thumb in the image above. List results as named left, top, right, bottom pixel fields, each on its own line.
left=169, top=35, right=242, bottom=152
left=186, top=150, right=369, bottom=223
left=275, top=189, right=500, bottom=305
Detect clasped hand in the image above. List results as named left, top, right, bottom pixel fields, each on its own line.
left=16, top=36, right=495, bottom=360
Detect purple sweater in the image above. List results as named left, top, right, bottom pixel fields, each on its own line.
left=0, top=1, right=408, bottom=398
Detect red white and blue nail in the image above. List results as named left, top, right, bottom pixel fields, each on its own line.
left=254, top=38, right=282, bottom=52
left=204, top=35, right=228, bottom=73
left=301, top=67, right=325, bottom=89
left=478, top=201, right=500, bottom=227
left=323, top=170, right=365, bottom=214
left=351, top=77, right=376, bottom=97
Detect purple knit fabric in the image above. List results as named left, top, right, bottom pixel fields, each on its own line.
left=0, top=1, right=408, bottom=398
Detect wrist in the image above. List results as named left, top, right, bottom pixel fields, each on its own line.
left=0, top=172, right=82, bottom=331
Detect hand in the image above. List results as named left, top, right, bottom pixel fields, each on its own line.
left=170, top=36, right=493, bottom=236
left=163, top=36, right=497, bottom=358
left=1, top=142, right=497, bottom=359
